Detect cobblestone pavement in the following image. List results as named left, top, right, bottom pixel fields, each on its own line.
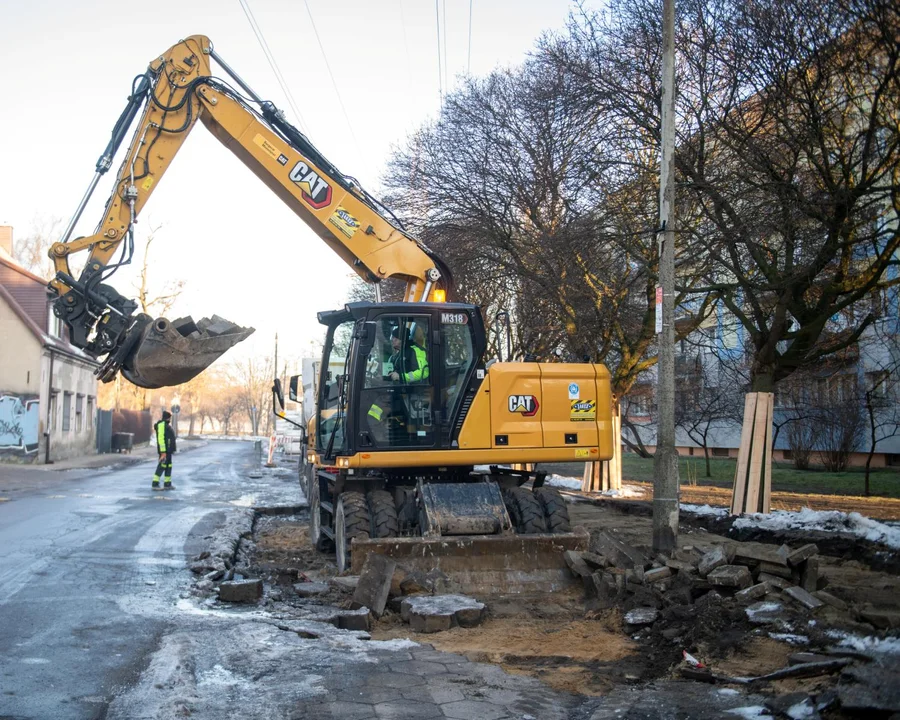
left=291, top=644, right=586, bottom=720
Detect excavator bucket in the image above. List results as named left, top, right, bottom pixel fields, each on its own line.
left=350, top=529, right=590, bottom=597
left=121, top=315, right=254, bottom=389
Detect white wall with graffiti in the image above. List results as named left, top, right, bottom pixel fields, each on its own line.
left=0, top=393, right=40, bottom=456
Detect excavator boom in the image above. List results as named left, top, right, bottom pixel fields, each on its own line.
left=50, top=35, right=448, bottom=387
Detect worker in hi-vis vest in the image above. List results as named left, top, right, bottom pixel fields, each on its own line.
left=152, top=410, right=177, bottom=490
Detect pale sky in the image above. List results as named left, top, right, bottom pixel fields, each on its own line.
left=0, top=0, right=583, bottom=364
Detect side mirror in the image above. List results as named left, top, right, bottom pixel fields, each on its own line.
left=272, top=378, right=285, bottom=411
left=289, top=375, right=300, bottom=402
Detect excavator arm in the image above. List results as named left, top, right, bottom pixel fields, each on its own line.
left=50, top=35, right=450, bottom=388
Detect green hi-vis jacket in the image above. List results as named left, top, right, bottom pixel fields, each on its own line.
left=154, top=420, right=177, bottom=454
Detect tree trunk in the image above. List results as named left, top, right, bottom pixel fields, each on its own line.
left=865, top=390, right=876, bottom=497
left=704, top=446, right=711, bottom=477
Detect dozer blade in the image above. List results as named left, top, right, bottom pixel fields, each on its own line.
left=350, top=529, right=589, bottom=597
left=121, top=315, right=254, bottom=388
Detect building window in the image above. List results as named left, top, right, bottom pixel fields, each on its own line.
left=76, top=394, right=84, bottom=432
left=47, top=306, right=62, bottom=338
left=711, top=447, right=730, bottom=458
left=62, top=392, right=72, bottom=431
left=50, top=392, right=58, bottom=431
left=87, top=397, right=94, bottom=430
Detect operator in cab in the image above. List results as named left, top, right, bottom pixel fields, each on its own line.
left=387, top=326, right=417, bottom=382
left=391, top=324, right=429, bottom=383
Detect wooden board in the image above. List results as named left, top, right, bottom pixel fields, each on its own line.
left=744, top=393, right=770, bottom=514
left=762, top=393, right=774, bottom=513
left=731, top=392, right=756, bottom=514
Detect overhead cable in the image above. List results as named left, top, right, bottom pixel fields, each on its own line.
left=237, top=0, right=310, bottom=134
left=302, top=0, right=362, bottom=157
left=435, top=0, right=443, bottom=100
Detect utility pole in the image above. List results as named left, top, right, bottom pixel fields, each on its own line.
left=653, top=0, right=680, bottom=554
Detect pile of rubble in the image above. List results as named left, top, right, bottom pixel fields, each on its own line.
left=564, top=530, right=845, bottom=623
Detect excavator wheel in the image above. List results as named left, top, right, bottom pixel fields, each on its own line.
left=308, top=475, right=333, bottom=553
left=335, top=491, right=371, bottom=573
left=367, top=490, right=400, bottom=539
left=533, top=487, right=571, bottom=534
left=503, top=486, right=547, bottom=534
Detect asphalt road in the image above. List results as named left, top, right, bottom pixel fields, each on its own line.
left=0, top=441, right=296, bottom=720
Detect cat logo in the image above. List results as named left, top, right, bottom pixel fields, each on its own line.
left=289, top=159, right=333, bottom=209
left=508, top=394, right=539, bottom=416
left=570, top=399, right=596, bottom=422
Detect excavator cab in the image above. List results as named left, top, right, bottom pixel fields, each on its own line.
left=315, top=302, right=485, bottom=463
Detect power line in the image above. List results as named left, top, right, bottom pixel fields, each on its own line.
left=302, top=0, right=362, bottom=156
left=435, top=0, right=443, bottom=100
left=237, top=0, right=310, bottom=134
left=468, top=0, right=473, bottom=73
left=397, top=0, right=414, bottom=93
left=442, top=0, right=448, bottom=93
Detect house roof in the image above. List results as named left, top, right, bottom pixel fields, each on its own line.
left=0, top=254, right=98, bottom=365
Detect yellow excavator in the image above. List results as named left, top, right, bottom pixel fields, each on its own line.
left=50, top=36, right=614, bottom=589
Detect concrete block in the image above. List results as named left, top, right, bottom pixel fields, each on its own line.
left=759, top=561, right=793, bottom=579
left=786, top=543, right=819, bottom=567
left=624, top=608, right=658, bottom=625
left=329, top=576, right=360, bottom=591
left=644, top=566, right=672, bottom=584
left=581, top=552, right=610, bottom=570
left=784, top=586, right=824, bottom=610
left=590, top=531, right=649, bottom=570
left=859, top=608, right=900, bottom=629
left=758, top=572, right=793, bottom=590
left=707, top=565, right=753, bottom=589
left=351, top=553, right=396, bottom=618
left=800, top=557, right=819, bottom=594
left=813, top=590, right=848, bottom=611
left=735, top=582, right=770, bottom=603
left=734, top=544, right=788, bottom=566
left=337, top=607, right=372, bottom=631
left=564, top=550, right=593, bottom=578
left=401, top=594, right=485, bottom=633
left=698, top=546, right=729, bottom=577
left=293, top=581, right=329, bottom=597
left=666, top=559, right=697, bottom=574
left=218, top=579, right=263, bottom=603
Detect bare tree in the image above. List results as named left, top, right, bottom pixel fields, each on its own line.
left=133, top=225, right=185, bottom=318
left=860, top=320, right=900, bottom=494
left=229, top=356, right=274, bottom=436
left=13, top=215, right=63, bottom=279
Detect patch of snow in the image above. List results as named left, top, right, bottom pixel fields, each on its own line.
left=726, top=707, right=773, bottom=719
left=825, top=630, right=900, bottom=656
left=768, top=633, right=809, bottom=645
left=718, top=688, right=740, bottom=696
left=546, top=475, right=582, bottom=490
left=786, top=699, right=816, bottom=720
left=681, top=503, right=729, bottom=518
left=600, top=484, right=647, bottom=498
left=229, top=494, right=257, bottom=507
left=733, top=507, right=900, bottom=550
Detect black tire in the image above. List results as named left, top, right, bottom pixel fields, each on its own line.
left=335, top=491, right=370, bottom=573
left=533, top=487, right=571, bottom=534
left=367, top=490, right=400, bottom=539
left=503, top=486, right=547, bottom=534
left=308, top=475, right=332, bottom=553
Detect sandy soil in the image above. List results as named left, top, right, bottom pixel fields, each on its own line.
left=372, top=615, right=642, bottom=695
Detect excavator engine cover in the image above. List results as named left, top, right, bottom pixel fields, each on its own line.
left=121, top=314, right=254, bottom=388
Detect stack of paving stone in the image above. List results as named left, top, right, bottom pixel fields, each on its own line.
left=563, top=533, right=841, bottom=620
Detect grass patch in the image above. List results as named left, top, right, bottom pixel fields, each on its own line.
left=621, top=454, right=900, bottom=499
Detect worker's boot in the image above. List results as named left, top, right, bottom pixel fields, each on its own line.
left=151, top=481, right=162, bottom=491
left=163, top=482, right=175, bottom=490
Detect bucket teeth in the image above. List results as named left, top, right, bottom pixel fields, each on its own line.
left=121, top=314, right=254, bottom=388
